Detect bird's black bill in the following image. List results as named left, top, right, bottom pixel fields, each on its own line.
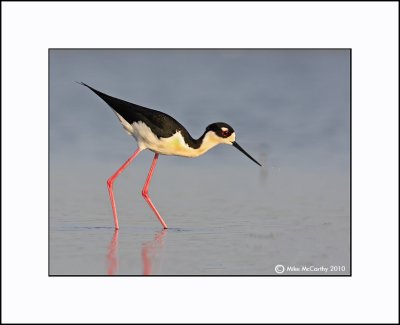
left=232, top=141, right=262, bottom=167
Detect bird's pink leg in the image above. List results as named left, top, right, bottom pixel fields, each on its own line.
left=107, top=148, right=141, bottom=229
left=142, top=153, right=168, bottom=229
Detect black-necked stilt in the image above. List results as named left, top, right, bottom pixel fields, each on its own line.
left=79, top=82, right=261, bottom=230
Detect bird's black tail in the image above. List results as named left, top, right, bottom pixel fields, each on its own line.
left=77, top=82, right=129, bottom=109
left=77, top=82, right=149, bottom=124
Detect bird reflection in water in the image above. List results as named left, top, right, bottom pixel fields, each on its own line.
left=142, top=229, right=167, bottom=275
left=107, top=229, right=119, bottom=275
left=106, top=229, right=167, bottom=275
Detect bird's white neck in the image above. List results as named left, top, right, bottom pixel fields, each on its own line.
left=193, top=131, right=224, bottom=156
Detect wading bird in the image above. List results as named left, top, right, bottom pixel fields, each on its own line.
left=80, top=82, right=261, bottom=229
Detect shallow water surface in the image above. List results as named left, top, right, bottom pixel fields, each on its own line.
left=50, top=164, right=350, bottom=275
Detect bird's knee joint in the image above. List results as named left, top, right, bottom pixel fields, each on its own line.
left=141, top=189, right=148, bottom=198
left=107, top=179, right=113, bottom=188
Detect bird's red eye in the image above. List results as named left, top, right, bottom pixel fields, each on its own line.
left=222, top=130, right=230, bottom=137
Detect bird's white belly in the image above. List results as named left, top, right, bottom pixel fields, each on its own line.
left=129, top=121, right=198, bottom=157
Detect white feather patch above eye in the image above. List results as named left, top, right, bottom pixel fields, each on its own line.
left=221, top=127, right=229, bottom=132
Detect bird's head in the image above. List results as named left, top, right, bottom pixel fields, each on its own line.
left=204, top=122, right=262, bottom=166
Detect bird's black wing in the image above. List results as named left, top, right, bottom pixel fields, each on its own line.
left=79, top=82, right=186, bottom=138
